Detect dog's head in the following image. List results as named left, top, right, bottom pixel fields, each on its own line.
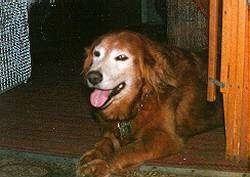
left=83, top=31, right=177, bottom=120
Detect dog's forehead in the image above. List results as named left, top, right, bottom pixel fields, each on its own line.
left=93, top=38, right=129, bottom=55
left=96, top=37, right=122, bottom=49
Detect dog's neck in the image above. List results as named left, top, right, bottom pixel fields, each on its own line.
left=134, top=92, right=153, bottom=112
left=115, top=91, right=156, bottom=140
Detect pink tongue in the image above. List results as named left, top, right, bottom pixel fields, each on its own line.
left=90, top=89, right=110, bottom=108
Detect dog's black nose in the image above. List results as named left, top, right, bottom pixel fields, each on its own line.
left=87, top=70, right=103, bottom=85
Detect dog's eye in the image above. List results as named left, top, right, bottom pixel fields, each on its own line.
left=93, top=50, right=100, bottom=57
left=115, top=54, right=128, bottom=61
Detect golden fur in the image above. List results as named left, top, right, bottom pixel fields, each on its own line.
left=76, top=31, right=223, bottom=177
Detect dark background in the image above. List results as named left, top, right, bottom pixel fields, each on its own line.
left=28, top=0, right=166, bottom=44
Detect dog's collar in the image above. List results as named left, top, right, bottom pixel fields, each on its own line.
left=117, top=120, right=132, bottom=140
left=116, top=93, right=154, bottom=140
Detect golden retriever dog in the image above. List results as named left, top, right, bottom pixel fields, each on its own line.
left=76, top=30, right=222, bottom=177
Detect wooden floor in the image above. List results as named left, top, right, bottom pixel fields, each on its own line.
left=0, top=77, right=100, bottom=155
left=0, top=39, right=248, bottom=173
left=0, top=40, right=101, bottom=156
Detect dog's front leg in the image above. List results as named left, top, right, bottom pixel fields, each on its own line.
left=109, top=130, right=182, bottom=173
left=77, top=130, right=182, bottom=177
left=76, top=132, right=120, bottom=176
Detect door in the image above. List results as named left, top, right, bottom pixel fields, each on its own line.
left=208, top=0, right=250, bottom=163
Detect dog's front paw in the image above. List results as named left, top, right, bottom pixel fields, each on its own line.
left=77, top=149, right=104, bottom=167
left=76, top=159, right=111, bottom=177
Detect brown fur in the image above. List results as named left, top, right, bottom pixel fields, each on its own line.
left=76, top=31, right=223, bottom=177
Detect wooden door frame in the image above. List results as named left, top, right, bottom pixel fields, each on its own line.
left=208, top=0, right=249, bottom=163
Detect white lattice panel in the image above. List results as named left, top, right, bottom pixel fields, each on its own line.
left=0, top=0, right=31, bottom=94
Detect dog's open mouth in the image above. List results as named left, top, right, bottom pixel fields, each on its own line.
left=90, top=82, right=126, bottom=109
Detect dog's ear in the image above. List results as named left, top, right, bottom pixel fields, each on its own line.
left=82, top=47, right=92, bottom=77
left=139, top=37, right=177, bottom=94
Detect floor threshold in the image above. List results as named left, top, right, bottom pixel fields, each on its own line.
left=140, top=165, right=250, bottom=177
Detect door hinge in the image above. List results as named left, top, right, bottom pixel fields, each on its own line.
left=208, top=77, right=225, bottom=88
